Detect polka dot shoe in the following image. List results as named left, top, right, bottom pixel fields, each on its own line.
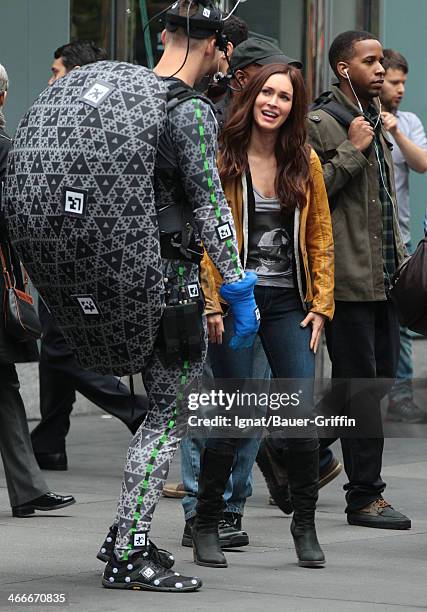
left=97, top=524, right=175, bottom=569
left=102, top=548, right=202, bottom=592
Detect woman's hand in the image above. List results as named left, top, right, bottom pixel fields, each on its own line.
left=207, top=313, right=224, bottom=344
left=300, top=312, right=326, bottom=354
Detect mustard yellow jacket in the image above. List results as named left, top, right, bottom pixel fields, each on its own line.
left=201, top=149, right=335, bottom=320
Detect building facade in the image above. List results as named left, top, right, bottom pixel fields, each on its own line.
left=1, top=0, right=426, bottom=238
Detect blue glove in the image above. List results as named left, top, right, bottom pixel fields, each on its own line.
left=220, top=271, right=260, bottom=350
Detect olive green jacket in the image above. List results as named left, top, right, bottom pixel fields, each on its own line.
left=307, top=85, right=405, bottom=301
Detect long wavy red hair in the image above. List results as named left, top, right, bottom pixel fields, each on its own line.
left=218, top=63, right=312, bottom=213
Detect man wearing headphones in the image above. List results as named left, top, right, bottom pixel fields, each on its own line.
left=307, top=31, right=411, bottom=530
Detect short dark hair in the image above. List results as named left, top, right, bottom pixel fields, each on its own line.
left=329, top=30, right=380, bottom=77
left=222, top=14, right=249, bottom=48
left=54, top=41, right=107, bottom=71
left=383, top=49, right=408, bottom=74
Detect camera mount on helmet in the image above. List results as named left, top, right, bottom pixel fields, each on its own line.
left=165, top=0, right=226, bottom=50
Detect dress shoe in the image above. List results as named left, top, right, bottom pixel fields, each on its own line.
left=347, top=498, right=411, bottom=529
left=12, top=492, right=76, bottom=517
left=34, top=452, right=68, bottom=471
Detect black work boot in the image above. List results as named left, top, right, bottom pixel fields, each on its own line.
left=256, top=436, right=293, bottom=514
left=192, top=446, right=235, bottom=568
left=97, top=524, right=175, bottom=568
left=102, top=533, right=201, bottom=592
left=287, top=444, right=325, bottom=568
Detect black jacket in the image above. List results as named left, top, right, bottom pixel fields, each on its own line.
left=0, top=127, right=39, bottom=363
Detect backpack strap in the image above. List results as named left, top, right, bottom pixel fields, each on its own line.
left=309, top=91, right=355, bottom=129
left=165, top=80, right=216, bottom=114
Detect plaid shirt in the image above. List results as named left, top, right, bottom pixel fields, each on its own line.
left=365, top=104, right=396, bottom=281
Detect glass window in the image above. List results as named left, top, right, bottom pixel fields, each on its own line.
left=125, top=1, right=172, bottom=67
left=70, top=0, right=113, bottom=56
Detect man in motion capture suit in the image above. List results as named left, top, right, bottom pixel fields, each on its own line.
left=4, top=0, right=258, bottom=593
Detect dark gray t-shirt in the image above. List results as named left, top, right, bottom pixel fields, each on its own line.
left=246, top=187, right=294, bottom=288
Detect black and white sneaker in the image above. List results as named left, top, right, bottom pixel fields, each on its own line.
left=97, top=524, right=175, bottom=569
left=102, top=545, right=202, bottom=592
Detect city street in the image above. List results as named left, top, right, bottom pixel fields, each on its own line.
left=1, top=415, right=426, bottom=612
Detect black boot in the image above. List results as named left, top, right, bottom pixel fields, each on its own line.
left=192, top=446, right=235, bottom=568
left=256, top=436, right=293, bottom=514
left=287, top=444, right=325, bottom=568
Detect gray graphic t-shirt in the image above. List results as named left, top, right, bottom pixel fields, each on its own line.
left=246, top=187, right=294, bottom=288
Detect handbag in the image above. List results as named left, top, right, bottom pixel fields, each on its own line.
left=389, top=237, right=427, bottom=336
left=0, top=242, right=42, bottom=342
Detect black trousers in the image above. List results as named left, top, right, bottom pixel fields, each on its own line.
left=30, top=302, right=148, bottom=454
left=320, top=299, right=400, bottom=512
left=0, top=364, right=49, bottom=506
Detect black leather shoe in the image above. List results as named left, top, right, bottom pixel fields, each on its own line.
left=34, top=452, right=68, bottom=471
left=12, top=492, right=76, bottom=517
left=182, top=515, right=249, bottom=548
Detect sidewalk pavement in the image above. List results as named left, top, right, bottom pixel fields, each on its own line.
left=1, top=415, right=427, bottom=612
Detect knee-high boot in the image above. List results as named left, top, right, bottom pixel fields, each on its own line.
left=287, top=443, right=325, bottom=568
left=192, top=446, right=235, bottom=568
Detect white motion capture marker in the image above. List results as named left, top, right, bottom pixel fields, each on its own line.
left=62, top=187, right=88, bottom=217
left=216, top=221, right=233, bottom=241
left=74, top=295, right=101, bottom=316
left=187, top=283, right=200, bottom=299
left=142, top=567, right=155, bottom=579
left=80, top=80, right=115, bottom=108
left=134, top=532, right=147, bottom=547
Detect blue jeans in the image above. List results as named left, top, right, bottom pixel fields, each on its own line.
left=389, top=241, right=414, bottom=403
left=207, top=288, right=317, bottom=468
left=254, top=286, right=317, bottom=447
left=181, top=312, right=270, bottom=520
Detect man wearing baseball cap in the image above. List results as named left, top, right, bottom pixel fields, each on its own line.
left=230, top=37, right=302, bottom=71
